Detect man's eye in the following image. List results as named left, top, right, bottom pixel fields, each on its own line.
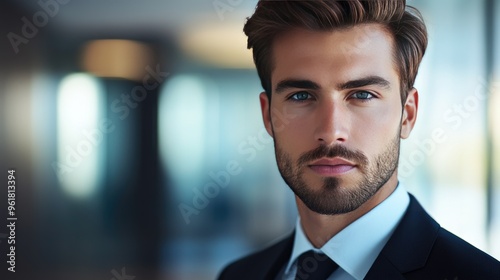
left=289, top=91, right=311, bottom=101
left=351, top=91, right=374, bottom=100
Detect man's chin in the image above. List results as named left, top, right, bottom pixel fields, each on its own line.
left=291, top=181, right=372, bottom=215
left=299, top=195, right=362, bottom=215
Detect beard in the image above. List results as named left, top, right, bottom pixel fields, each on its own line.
left=275, top=133, right=400, bottom=215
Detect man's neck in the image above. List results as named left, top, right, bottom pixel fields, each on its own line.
left=297, top=175, right=399, bottom=248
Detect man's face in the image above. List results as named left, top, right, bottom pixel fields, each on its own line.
left=260, top=24, right=418, bottom=215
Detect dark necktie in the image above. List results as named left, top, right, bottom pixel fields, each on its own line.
left=295, top=250, right=339, bottom=280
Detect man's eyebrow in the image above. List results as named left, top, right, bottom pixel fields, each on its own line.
left=274, top=79, right=321, bottom=94
left=338, top=76, right=391, bottom=90
left=274, top=76, right=391, bottom=94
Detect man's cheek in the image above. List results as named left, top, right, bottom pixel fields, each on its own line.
left=271, top=116, right=286, bottom=132
left=270, top=104, right=304, bottom=130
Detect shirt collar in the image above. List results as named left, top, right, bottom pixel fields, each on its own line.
left=285, top=183, right=410, bottom=279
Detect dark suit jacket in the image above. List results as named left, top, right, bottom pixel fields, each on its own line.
left=218, top=194, right=500, bottom=279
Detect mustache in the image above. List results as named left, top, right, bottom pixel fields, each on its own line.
left=297, top=144, right=368, bottom=167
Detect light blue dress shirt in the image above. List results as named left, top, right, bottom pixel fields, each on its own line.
left=281, top=183, right=410, bottom=280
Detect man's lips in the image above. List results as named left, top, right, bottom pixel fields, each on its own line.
left=308, top=158, right=356, bottom=176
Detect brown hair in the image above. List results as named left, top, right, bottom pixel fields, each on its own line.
left=243, top=0, right=428, bottom=104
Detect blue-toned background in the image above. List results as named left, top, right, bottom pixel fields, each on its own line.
left=0, top=0, right=499, bottom=279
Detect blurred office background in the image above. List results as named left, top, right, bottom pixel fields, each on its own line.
left=0, top=0, right=499, bottom=279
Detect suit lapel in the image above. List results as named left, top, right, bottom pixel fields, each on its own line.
left=258, top=232, right=295, bottom=280
left=365, top=194, right=440, bottom=279
left=364, top=255, right=406, bottom=280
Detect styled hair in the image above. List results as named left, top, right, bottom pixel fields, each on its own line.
left=243, top=0, right=428, bottom=104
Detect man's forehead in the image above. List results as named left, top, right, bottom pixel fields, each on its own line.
left=270, top=24, right=398, bottom=89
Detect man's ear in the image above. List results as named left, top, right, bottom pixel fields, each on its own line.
left=400, top=88, right=419, bottom=139
left=259, top=92, right=274, bottom=137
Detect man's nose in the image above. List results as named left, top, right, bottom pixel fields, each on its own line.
left=313, top=100, right=350, bottom=145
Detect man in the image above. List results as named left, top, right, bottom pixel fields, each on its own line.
left=218, top=0, right=500, bottom=279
